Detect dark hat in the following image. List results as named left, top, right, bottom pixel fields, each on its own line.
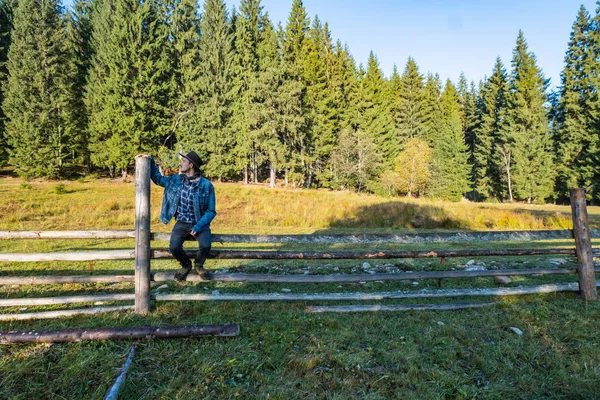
left=179, top=151, right=202, bottom=170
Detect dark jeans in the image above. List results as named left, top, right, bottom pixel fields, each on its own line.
left=169, top=221, right=211, bottom=268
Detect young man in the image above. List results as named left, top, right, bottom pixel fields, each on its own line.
left=137, top=152, right=216, bottom=281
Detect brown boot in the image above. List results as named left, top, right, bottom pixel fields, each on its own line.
left=194, top=263, right=211, bottom=279
left=174, top=261, right=192, bottom=281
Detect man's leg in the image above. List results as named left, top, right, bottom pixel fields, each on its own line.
left=170, top=221, right=193, bottom=281
left=194, top=228, right=212, bottom=278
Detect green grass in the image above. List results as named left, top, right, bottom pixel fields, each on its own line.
left=1, top=177, right=599, bottom=399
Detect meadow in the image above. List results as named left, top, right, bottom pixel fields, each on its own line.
left=1, top=175, right=599, bottom=399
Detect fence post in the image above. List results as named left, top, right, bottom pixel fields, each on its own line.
left=569, top=188, right=597, bottom=301
left=135, top=157, right=151, bottom=314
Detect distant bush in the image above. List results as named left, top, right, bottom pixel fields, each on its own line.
left=53, top=183, right=67, bottom=194
left=19, top=183, right=32, bottom=190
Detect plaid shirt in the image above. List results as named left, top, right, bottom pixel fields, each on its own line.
left=175, top=175, right=200, bottom=224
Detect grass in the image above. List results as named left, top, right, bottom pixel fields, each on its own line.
left=1, top=176, right=600, bottom=399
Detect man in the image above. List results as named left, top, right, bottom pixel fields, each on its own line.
left=136, top=152, right=216, bottom=281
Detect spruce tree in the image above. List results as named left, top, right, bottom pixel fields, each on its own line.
left=4, top=0, right=78, bottom=177
left=86, top=0, right=171, bottom=177
left=504, top=31, right=554, bottom=203
left=302, top=16, right=337, bottom=187
left=194, top=0, right=234, bottom=180
left=166, top=0, right=202, bottom=165
left=359, top=51, right=394, bottom=170
left=281, top=0, right=308, bottom=184
left=397, top=57, right=426, bottom=142
left=555, top=6, right=597, bottom=201
left=458, top=73, right=478, bottom=197
left=65, top=0, right=94, bottom=167
left=428, top=80, right=471, bottom=201
left=422, top=73, right=443, bottom=147
left=0, top=0, right=16, bottom=166
left=230, top=0, right=262, bottom=183
left=474, top=57, right=508, bottom=200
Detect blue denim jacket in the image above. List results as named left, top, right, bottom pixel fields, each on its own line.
left=149, top=157, right=216, bottom=233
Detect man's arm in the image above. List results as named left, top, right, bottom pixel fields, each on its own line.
left=191, top=184, right=217, bottom=235
left=136, top=154, right=169, bottom=188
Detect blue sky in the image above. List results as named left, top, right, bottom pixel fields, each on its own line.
left=62, top=0, right=597, bottom=89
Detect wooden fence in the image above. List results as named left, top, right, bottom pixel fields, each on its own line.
left=0, top=157, right=597, bottom=320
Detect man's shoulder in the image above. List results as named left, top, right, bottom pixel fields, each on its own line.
left=199, top=176, right=214, bottom=189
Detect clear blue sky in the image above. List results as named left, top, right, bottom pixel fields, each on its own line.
left=62, top=0, right=597, bottom=89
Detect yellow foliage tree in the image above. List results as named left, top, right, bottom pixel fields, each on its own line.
left=394, top=138, right=433, bottom=197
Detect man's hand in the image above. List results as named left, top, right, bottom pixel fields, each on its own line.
left=190, top=230, right=198, bottom=237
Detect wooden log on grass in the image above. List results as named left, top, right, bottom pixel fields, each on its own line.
left=0, top=305, right=134, bottom=321
left=0, top=247, right=580, bottom=262
left=0, top=324, right=240, bottom=344
left=0, top=230, right=135, bottom=239
left=0, top=275, right=135, bottom=285
left=0, top=293, right=134, bottom=307
left=306, top=301, right=498, bottom=313
left=3, top=229, right=588, bottom=243
left=153, top=282, right=581, bottom=302
left=570, top=188, right=598, bottom=301
left=152, top=267, right=586, bottom=283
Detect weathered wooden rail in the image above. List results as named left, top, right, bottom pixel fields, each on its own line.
left=0, top=157, right=597, bottom=320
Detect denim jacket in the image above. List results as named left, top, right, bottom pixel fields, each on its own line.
left=149, top=157, right=216, bottom=233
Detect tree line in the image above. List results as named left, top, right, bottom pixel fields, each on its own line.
left=0, top=0, right=597, bottom=203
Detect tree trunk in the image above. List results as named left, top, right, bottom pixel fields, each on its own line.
left=244, top=166, right=248, bottom=185
left=269, top=160, right=276, bottom=188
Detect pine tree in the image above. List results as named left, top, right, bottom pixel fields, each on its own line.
left=360, top=51, right=394, bottom=170
left=428, top=80, right=471, bottom=201
left=0, top=0, right=16, bottom=166
left=474, top=57, right=508, bottom=200
left=422, top=73, right=443, bottom=146
left=4, top=0, right=78, bottom=177
left=281, top=0, right=308, bottom=184
left=458, top=73, right=478, bottom=197
left=504, top=31, right=554, bottom=203
left=397, top=57, right=426, bottom=142
left=302, top=17, right=337, bottom=187
left=86, top=0, right=171, bottom=177
left=165, top=0, right=202, bottom=166
left=193, top=0, right=234, bottom=180
left=65, top=0, right=94, bottom=167
left=230, top=0, right=262, bottom=183
left=555, top=6, right=597, bottom=201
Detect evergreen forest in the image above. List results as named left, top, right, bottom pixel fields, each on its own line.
left=0, top=0, right=598, bottom=204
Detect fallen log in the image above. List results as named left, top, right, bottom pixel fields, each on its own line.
left=153, top=282, right=581, bottom=302
left=0, top=305, right=134, bottom=321
left=306, top=301, right=498, bottom=313
left=152, top=267, right=584, bottom=283
left=0, top=324, right=240, bottom=344
left=0, top=248, right=580, bottom=262
left=0, top=294, right=134, bottom=307
left=0, top=275, right=135, bottom=285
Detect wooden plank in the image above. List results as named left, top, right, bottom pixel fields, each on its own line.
left=153, top=282, right=581, bottom=302
left=570, top=188, right=598, bottom=300
left=0, top=275, right=135, bottom=285
left=152, top=267, right=583, bottom=283
left=0, top=324, right=241, bottom=344
left=0, top=231, right=135, bottom=239
left=0, top=306, right=134, bottom=321
left=0, top=294, right=135, bottom=307
left=306, top=301, right=498, bottom=313
left=0, top=248, right=580, bottom=262
left=5, top=229, right=600, bottom=243
left=135, top=156, right=152, bottom=315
